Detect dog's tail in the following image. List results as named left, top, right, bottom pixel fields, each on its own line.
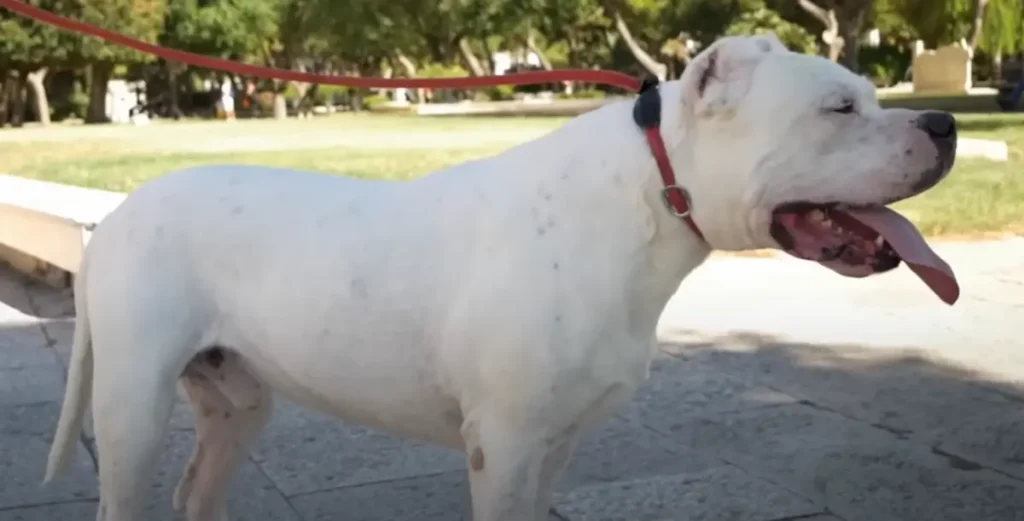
left=43, top=254, right=94, bottom=484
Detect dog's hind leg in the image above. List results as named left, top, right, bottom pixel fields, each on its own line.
left=90, top=338, right=182, bottom=521
left=173, top=348, right=272, bottom=521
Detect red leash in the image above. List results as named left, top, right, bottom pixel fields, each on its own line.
left=0, top=0, right=704, bottom=241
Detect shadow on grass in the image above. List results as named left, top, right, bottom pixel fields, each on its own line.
left=880, top=94, right=1006, bottom=114
left=955, top=116, right=1024, bottom=133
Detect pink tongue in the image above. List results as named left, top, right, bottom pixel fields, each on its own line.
left=837, top=206, right=960, bottom=305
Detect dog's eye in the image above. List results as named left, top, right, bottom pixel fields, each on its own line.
left=831, top=102, right=856, bottom=114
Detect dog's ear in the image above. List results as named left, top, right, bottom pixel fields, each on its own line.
left=682, top=33, right=786, bottom=117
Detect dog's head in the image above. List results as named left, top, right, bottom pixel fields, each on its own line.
left=665, top=33, right=958, bottom=304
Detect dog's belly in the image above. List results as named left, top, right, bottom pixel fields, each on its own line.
left=234, top=333, right=466, bottom=448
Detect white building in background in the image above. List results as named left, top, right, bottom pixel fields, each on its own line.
left=105, top=79, right=147, bottom=125
left=491, top=50, right=542, bottom=75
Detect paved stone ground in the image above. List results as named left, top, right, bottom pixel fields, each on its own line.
left=1, top=238, right=1023, bottom=521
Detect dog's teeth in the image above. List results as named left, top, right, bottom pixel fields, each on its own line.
left=875, top=236, right=885, bottom=247
left=809, top=209, right=826, bottom=221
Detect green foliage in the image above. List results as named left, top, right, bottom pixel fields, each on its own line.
left=8, top=0, right=1024, bottom=118
left=362, top=93, right=391, bottom=109
left=979, top=0, right=1024, bottom=55
left=874, top=0, right=976, bottom=47
left=0, top=0, right=79, bottom=68
left=485, top=85, right=517, bottom=101
left=420, top=63, right=471, bottom=78
left=556, top=88, right=606, bottom=99
left=858, top=43, right=912, bottom=86
left=724, top=6, right=817, bottom=54
left=75, top=0, right=169, bottom=65
left=162, top=0, right=280, bottom=60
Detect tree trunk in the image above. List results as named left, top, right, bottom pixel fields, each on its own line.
left=610, top=11, right=667, bottom=81
left=456, top=36, right=487, bottom=77
left=393, top=50, right=424, bottom=103
left=9, top=71, right=28, bottom=127
left=526, top=28, right=569, bottom=92
left=0, top=69, right=10, bottom=127
left=26, top=67, right=50, bottom=125
left=993, top=50, right=1004, bottom=83
left=967, top=0, right=990, bottom=53
left=525, top=30, right=553, bottom=71
left=797, top=0, right=844, bottom=62
left=272, top=91, right=288, bottom=119
left=86, top=61, right=113, bottom=124
left=166, top=61, right=184, bottom=119
left=838, top=19, right=860, bottom=72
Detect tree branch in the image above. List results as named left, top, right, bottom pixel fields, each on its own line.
left=967, top=0, right=990, bottom=51
left=611, top=11, right=667, bottom=80
left=797, top=0, right=832, bottom=27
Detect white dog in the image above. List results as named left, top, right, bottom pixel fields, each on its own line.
left=43, top=34, right=959, bottom=521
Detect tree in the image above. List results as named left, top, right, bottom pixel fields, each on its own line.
left=793, top=0, right=873, bottom=70
left=725, top=6, right=818, bottom=54
left=57, top=0, right=168, bottom=123
left=161, top=0, right=282, bottom=118
left=0, top=0, right=78, bottom=126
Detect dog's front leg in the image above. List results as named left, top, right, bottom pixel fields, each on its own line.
left=461, top=411, right=579, bottom=521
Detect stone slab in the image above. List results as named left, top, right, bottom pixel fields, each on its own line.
left=141, top=429, right=301, bottom=521
left=651, top=403, right=1024, bottom=521
left=0, top=325, right=54, bottom=370
left=288, top=470, right=562, bottom=521
left=559, top=413, right=722, bottom=492
left=626, top=354, right=797, bottom=428
left=958, top=137, right=1009, bottom=161
left=666, top=341, right=1024, bottom=440
left=553, top=465, right=821, bottom=521
left=250, top=402, right=466, bottom=496
left=0, top=500, right=99, bottom=521
left=923, top=408, right=1024, bottom=481
left=0, top=403, right=98, bottom=510
left=0, top=366, right=66, bottom=406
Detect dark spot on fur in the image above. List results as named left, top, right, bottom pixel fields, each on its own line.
left=469, top=447, right=485, bottom=472
left=350, top=278, right=369, bottom=299
left=555, top=315, right=562, bottom=323
left=904, top=148, right=913, bottom=156
left=698, top=50, right=717, bottom=97
left=202, top=407, right=214, bottom=417
left=552, top=262, right=560, bottom=271
left=231, top=206, right=244, bottom=215
left=537, top=227, right=546, bottom=236
left=205, top=348, right=225, bottom=369
left=223, top=411, right=232, bottom=419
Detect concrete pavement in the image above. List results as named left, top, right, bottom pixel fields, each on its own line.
left=1, top=238, right=1023, bottom=521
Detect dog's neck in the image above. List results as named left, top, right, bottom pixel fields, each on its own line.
left=500, top=92, right=712, bottom=339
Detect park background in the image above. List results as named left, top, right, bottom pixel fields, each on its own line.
left=0, top=0, right=1022, bottom=240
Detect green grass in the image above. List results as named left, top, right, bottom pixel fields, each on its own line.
left=1, top=106, right=1022, bottom=238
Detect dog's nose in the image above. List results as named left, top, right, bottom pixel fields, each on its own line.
left=917, top=111, right=956, bottom=140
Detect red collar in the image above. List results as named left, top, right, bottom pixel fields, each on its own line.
left=632, top=78, right=705, bottom=242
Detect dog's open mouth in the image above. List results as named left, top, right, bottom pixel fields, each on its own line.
left=770, top=202, right=960, bottom=305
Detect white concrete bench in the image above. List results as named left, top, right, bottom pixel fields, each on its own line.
left=0, top=174, right=125, bottom=285
left=958, top=137, right=1009, bottom=162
